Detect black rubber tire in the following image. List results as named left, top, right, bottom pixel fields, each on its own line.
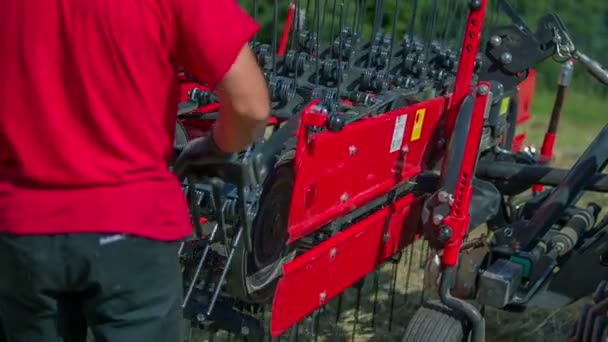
left=402, top=300, right=470, bottom=342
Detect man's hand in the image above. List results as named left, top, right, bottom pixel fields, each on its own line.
left=172, top=131, right=237, bottom=179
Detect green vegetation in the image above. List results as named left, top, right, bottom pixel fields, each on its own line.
left=243, top=0, right=608, bottom=97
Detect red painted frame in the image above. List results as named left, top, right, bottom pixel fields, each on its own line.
left=173, top=0, right=538, bottom=335
left=270, top=0, right=489, bottom=336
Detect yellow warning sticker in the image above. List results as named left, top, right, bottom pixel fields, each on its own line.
left=499, top=97, right=510, bottom=116
left=410, top=108, right=426, bottom=141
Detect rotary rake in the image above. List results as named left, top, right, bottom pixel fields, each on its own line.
left=172, top=0, right=608, bottom=341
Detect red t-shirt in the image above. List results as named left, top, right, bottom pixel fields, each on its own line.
left=0, top=0, right=259, bottom=241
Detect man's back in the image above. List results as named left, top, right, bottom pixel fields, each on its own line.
left=0, top=0, right=258, bottom=240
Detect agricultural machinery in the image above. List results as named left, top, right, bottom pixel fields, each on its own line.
left=172, top=0, right=608, bottom=341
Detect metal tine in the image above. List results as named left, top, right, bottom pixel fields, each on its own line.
left=441, top=0, right=457, bottom=47
left=206, top=226, right=244, bottom=317
left=424, top=0, right=439, bottom=65
left=272, top=0, right=280, bottom=76
left=388, top=257, right=400, bottom=332
left=403, top=241, right=415, bottom=304
left=455, top=0, right=468, bottom=48
left=373, top=0, right=384, bottom=39
left=288, top=322, right=300, bottom=342
left=419, top=240, right=430, bottom=305
left=291, top=0, right=299, bottom=51
left=253, top=0, right=258, bottom=43
left=292, top=0, right=301, bottom=88
left=368, top=0, right=378, bottom=68
left=314, top=0, right=321, bottom=86
left=387, top=0, right=404, bottom=71
left=188, top=323, right=194, bottom=342
left=350, top=282, right=363, bottom=341
left=337, top=0, right=345, bottom=95
left=418, top=237, right=426, bottom=268
left=370, top=270, right=379, bottom=329
left=344, top=0, right=352, bottom=42
left=351, top=0, right=359, bottom=35
left=321, top=0, right=329, bottom=40
left=329, top=0, right=338, bottom=51
left=356, top=0, right=367, bottom=39
left=182, top=222, right=219, bottom=308
left=335, top=293, right=343, bottom=324
left=312, top=309, right=320, bottom=342
left=406, top=0, right=420, bottom=54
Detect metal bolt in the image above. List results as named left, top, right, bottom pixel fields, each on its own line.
left=241, top=326, right=250, bottom=336
left=313, top=105, right=328, bottom=114
left=319, top=291, right=327, bottom=304
left=469, top=0, right=482, bottom=11
left=402, top=145, right=409, bottom=154
left=504, top=227, right=513, bottom=237
left=500, top=52, right=513, bottom=65
left=349, top=145, right=357, bottom=155
left=197, top=313, right=206, bottom=323
left=478, top=84, right=489, bottom=95
left=490, top=35, right=502, bottom=47
left=330, top=248, right=337, bottom=259
left=448, top=194, right=455, bottom=206
left=340, top=193, right=349, bottom=203
left=438, top=226, right=453, bottom=243
left=383, top=233, right=390, bottom=242
left=438, top=191, right=450, bottom=203
left=433, top=214, right=444, bottom=226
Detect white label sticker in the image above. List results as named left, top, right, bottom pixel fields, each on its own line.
left=390, top=115, right=408, bottom=153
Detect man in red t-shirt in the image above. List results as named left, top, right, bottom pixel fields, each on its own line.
left=0, top=0, right=270, bottom=341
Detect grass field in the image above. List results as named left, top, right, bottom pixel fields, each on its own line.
left=189, top=87, right=606, bottom=342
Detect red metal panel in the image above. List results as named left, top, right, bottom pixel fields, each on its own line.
left=516, top=69, right=536, bottom=125
left=271, top=193, right=416, bottom=337
left=512, top=133, right=526, bottom=151
left=287, top=97, right=447, bottom=243
left=444, top=0, right=488, bottom=138
left=442, top=83, right=491, bottom=266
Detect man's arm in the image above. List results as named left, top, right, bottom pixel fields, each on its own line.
left=213, top=44, right=270, bottom=153
left=174, top=0, right=269, bottom=153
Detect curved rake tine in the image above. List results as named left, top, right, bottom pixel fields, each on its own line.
left=312, top=310, right=321, bottom=342
left=321, top=0, right=329, bottom=38
left=407, top=0, right=420, bottom=50
left=388, top=257, right=400, bottom=332
left=420, top=240, right=431, bottom=304
left=252, top=0, right=258, bottom=43
left=424, top=0, right=439, bottom=65
left=337, top=0, right=345, bottom=94
left=188, top=323, right=194, bottom=342
left=371, top=270, right=379, bottom=329
left=356, top=0, right=367, bottom=38
left=272, top=0, right=279, bottom=74
left=403, top=242, right=415, bottom=303
left=335, top=293, right=343, bottom=324
left=351, top=282, right=363, bottom=341
left=388, top=0, right=404, bottom=71
left=314, top=0, right=321, bottom=85
left=288, top=322, right=300, bottom=342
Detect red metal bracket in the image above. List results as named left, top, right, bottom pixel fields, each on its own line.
left=441, top=83, right=492, bottom=267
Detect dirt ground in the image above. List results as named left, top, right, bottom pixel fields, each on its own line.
left=188, top=238, right=588, bottom=342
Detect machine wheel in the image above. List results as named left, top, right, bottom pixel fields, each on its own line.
left=402, top=300, right=470, bottom=342
left=225, top=148, right=296, bottom=304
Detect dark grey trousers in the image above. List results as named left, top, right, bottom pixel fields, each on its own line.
left=0, top=233, right=183, bottom=342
